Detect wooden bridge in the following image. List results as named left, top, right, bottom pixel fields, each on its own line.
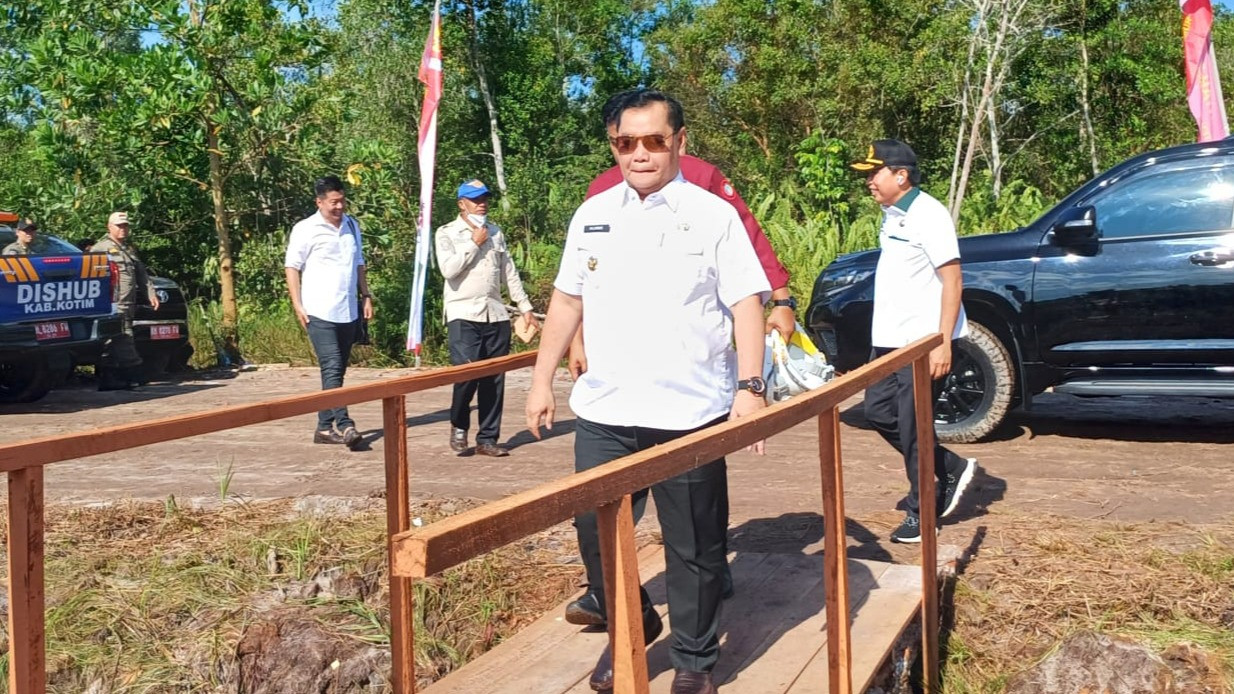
left=1, top=334, right=943, bottom=694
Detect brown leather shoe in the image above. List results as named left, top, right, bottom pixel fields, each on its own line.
left=671, top=670, right=717, bottom=694
left=313, top=429, right=344, bottom=444
left=341, top=426, right=362, bottom=450
left=475, top=442, right=509, bottom=457
left=589, top=646, right=613, bottom=692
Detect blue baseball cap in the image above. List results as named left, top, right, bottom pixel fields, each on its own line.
left=457, top=179, right=491, bottom=200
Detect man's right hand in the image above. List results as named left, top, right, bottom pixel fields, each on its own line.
left=525, top=384, right=556, bottom=439
left=470, top=224, right=489, bottom=247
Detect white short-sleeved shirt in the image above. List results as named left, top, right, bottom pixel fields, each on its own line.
left=870, top=188, right=968, bottom=348
left=555, top=176, right=771, bottom=430
left=284, top=212, right=365, bottom=323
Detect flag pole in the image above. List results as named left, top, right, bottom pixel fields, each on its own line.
left=407, top=0, right=443, bottom=366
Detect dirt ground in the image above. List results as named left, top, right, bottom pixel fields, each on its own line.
left=2, top=365, right=1232, bottom=534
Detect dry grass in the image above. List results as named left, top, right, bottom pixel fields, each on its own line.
left=942, top=513, right=1234, bottom=692
left=0, top=498, right=581, bottom=692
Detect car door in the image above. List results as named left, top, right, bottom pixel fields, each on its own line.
left=1032, top=156, right=1234, bottom=367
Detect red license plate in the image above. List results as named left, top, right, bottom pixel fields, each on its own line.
left=150, top=324, right=181, bottom=340
left=35, top=321, right=71, bottom=341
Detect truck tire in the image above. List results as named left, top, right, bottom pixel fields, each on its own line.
left=934, top=321, right=1014, bottom=443
left=0, top=354, right=55, bottom=404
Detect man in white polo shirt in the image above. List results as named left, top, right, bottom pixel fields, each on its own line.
left=284, top=175, right=374, bottom=450
left=851, top=140, right=977, bottom=544
left=526, top=90, right=769, bottom=694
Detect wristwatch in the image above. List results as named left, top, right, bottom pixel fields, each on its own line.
left=736, top=376, right=767, bottom=396
left=769, top=297, right=797, bottom=310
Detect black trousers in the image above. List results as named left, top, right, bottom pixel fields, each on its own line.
left=574, top=416, right=728, bottom=673
left=306, top=316, right=360, bottom=431
left=448, top=319, right=511, bottom=445
left=863, top=347, right=965, bottom=517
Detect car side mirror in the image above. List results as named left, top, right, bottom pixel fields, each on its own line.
left=1050, top=206, right=1099, bottom=246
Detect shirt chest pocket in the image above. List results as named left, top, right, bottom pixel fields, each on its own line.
left=657, top=236, right=713, bottom=301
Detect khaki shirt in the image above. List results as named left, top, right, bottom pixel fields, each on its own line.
left=2, top=239, right=50, bottom=256
left=91, top=236, right=156, bottom=308
left=435, top=216, right=533, bottom=323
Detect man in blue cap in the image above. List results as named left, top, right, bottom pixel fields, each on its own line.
left=436, top=179, right=539, bottom=457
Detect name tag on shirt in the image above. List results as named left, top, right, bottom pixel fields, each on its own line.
left=583, top=224, right=610, bottom=233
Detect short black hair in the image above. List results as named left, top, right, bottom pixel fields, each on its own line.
left=314, top=175, right=346, bottom=198
left=604, top=89, right=685, bottom=132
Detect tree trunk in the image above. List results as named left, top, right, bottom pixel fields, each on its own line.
left=950, top=1, right=1012, bottom=223
left=466, top=0, right=510, bottom=211
left=206, top=114, right=240, bottom=363
left=1078, top=23, right=1100, bottom=176
left=987, top=98, right=1002, bottom=200
left=948, top=0, right=989, bottom=209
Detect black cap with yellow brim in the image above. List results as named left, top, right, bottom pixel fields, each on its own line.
left=850, top=139, right=918, bottom=173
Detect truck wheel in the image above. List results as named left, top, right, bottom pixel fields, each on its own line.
left=0, top=355, right=55, bottom=404
left=934, top=321, right=1014, bottom=443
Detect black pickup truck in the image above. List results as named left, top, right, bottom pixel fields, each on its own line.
left=805, top=139, right=1234, bottom=442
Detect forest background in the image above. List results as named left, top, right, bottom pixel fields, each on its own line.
left=2, top=0, right=1229, bottom=366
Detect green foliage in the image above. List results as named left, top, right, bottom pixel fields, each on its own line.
left=1, top=0, right=1222, bottom=365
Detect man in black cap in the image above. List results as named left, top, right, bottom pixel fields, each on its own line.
left=851, top=139, right=977, bottom=543
left=3, top=219, right=48, bottom=255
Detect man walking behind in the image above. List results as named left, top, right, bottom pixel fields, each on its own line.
left=527, top=90, right=769, bottom=694
left=284, top=175, right=373, bottom=450
left=92, top=211, right=160, bottom=391
left=850, top=140, right=977, bottom=543
left=4, top=219, right=48, bottom=255
left=436, top=179, right=538, bottom=457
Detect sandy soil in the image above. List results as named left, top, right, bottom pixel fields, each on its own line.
left=2, top=365, right=1232, bottom=536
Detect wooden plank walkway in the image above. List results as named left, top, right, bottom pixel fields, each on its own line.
left=424, top=545, right=922, bottom=694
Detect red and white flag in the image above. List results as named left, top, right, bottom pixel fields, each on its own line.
left=1181, top=0, right=1229, bottom=142
left=406, top=0, right=443, bottom=358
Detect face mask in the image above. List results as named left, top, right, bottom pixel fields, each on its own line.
left=467, top=213, right=487, bottom=227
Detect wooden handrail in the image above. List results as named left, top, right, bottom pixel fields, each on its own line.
left=0, top=351, right=536, bottom=472
left=390, top=334, right=941, bottom=578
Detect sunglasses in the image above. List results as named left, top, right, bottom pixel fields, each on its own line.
left=607, top=131, right=678, bottom=155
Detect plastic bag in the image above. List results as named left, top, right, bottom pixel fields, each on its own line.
left=762, top=323, right=835, bottom=403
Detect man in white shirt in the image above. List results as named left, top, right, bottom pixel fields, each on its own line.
left=851, top=140, right=977, bottom=544
left=284, top=175, right=374, bottom=450
left=436, top=179, right=539, bottom=457
left=526, top=90, right=769, bottom=694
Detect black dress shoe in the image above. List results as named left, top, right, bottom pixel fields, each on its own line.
left=475, top=442, right=509, bottom=457
left=589, top=647, right=613, bottom=692
left=313, top=429, right=344, bottom=444
left=565, top=592, right=606, bottom=626
left=671, top=670, right=717, bottom=694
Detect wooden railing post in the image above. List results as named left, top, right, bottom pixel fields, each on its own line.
left=7, top=467, right=46, bottom=694
left=818, top=407, right=852, bottom=694
left=595, top=495, right=649, bottom=694
left=384, top=396, right=415, bottom=693
left=912, top=356, right=940, bottom=693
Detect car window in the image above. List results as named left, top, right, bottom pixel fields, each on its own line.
left=1087, top=161, right=1234, bottom=239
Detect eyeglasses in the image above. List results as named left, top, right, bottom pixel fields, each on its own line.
left=608, top=131, right=678, bottom=155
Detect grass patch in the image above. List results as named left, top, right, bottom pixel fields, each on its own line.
left=942, top=514, right=1234, bottom=691
left=0, top=499, right=580, bottom=692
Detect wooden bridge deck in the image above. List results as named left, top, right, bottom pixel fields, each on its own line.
left=424, top=544, right=922, bottom=694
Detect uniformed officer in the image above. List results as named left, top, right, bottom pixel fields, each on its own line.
left=526, top=90, right=770, bottom=694
left=850, top=140, right=977, bottom=543
left=3, top=219, right=49, bottom=255
left=436, top=179, right=539, bottom=457
left=92, top=211, right=160, bottom=390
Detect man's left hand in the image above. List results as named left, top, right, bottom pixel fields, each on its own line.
left=523, top=311, right=540, bottom=331
left=363, top=295, right=374, bottom=320
left=929, top=340, right=952, bottom=380
left=151, top=297, right=161, bottom=312
left=765, top=306, right=795, bottom=341
left=732, top=391, right=766, bottom=455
